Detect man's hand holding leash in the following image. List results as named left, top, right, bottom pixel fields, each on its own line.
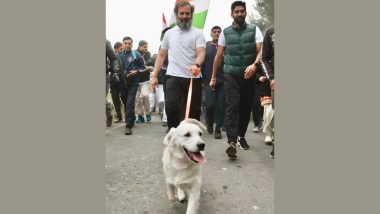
left=188, top=64, right=200, bottom=76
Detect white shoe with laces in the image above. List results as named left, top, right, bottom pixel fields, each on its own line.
left=264, top=135, right=273, bottom=145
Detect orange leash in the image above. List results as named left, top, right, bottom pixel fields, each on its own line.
left=185, top=66, right=199, bottom=119
left=185, top=77, right=193, bottom=119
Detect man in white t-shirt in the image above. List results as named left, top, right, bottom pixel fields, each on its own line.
left=210, top=1, right=263, bottom=159
left=151, top=0, right=206, bottom=131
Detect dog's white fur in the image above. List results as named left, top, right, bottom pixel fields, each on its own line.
left=162, top=118, right=207, bottom=214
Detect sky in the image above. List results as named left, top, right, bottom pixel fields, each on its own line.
left=106, top=0, right=258, bottom=54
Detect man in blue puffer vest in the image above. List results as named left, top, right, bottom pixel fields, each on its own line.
left=210, top=1, right=263, bottom=159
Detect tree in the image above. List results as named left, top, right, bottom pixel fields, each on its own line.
left=248, top=0, right=274, bottom=31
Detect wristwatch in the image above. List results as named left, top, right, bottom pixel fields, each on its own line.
left=194, top=63, right=200, bottom=68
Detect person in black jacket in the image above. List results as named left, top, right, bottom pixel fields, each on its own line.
left=261, top=25, right=275, bottom=158
left=253, top=68, right=274, bottom=150
left=109, top=41, right=127, bottom=123
left=106, top=39, right=121, bottom=127
left=155, top=27, right=171, bottom=129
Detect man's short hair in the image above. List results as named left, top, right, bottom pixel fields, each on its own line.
left=211, top=26, right=222, bottom=32
left=114, top=42, right=122, bottom=49
left=138, top=40, right=148, bottom=47
left=231, top=1, right=246, bottom=12
left=174, top=0, right=194, bottom=15
left=122, top=36, right=133, bottom=42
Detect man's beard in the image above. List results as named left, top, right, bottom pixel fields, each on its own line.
left=176, top=17, right=192, bottom=30
left=234, top=16, right=245, bottom=25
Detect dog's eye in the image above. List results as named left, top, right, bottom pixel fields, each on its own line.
left=199, top=132, right=202, bottom=136
left=184, top=132, right=191, bottom=137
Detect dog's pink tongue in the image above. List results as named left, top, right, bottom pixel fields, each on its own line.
left=193, top=152, right=206, bottom=164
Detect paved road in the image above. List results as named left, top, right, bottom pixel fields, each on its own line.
left=106, top=114, right=274, bottom=214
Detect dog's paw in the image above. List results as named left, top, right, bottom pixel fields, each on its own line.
left=179, top=198, right=187, bottom=203
left=177, top=188, right=186, bottom=202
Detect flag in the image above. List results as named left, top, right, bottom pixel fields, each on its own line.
left=168, top=0, right=211, bottom=30
left=160, top=13, right=168, bottom=41
left=162, top=12, right=168, bottom=30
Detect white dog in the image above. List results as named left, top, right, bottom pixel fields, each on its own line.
left=162, top=118, right=207, bottom=214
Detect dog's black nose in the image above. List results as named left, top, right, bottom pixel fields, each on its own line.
left=197, top=143, right=205, bottom=151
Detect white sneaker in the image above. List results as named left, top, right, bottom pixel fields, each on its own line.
left=252, top=126, right=259, bottom=133
left=264, top=135, right=273, bottom=145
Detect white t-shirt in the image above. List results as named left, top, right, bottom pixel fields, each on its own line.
left=218, top=26, right=263, bottom=47
left=161, top=26, right=206, bottom=78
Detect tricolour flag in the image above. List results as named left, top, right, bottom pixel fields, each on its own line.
left=162, top=12, right=168, bottom=30
left=160, top=13, right=169, bottom=41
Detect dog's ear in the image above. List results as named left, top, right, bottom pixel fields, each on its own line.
left=163, top=127, right=176, bottom=146
left=181, top=118, right=207, bottom=130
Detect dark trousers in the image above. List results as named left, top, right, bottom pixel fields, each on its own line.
left=251, top=84, right=263, bottom=126
left=106, top=73, right=112, bottom=116
left=110, top=80, right=127, bottom=120
left=224, top=73, right=255, bottom=143
left=204, top=84, right=225, bottom=131
left=125, top=82, right=139, bottom=128
left=201, top=86, right=206, bottom=121
left=165, top=75, right=202, bottom=129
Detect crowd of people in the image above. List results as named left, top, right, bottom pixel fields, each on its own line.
left=105, top=0, right=275, bottom=158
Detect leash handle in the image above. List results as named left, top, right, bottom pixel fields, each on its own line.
left=185, top=78, right=193, bottom=119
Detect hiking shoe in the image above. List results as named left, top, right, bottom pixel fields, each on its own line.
left=136, top=115, right=145, bottom=124
left=270, top=145, right=274, bottom=159
left=237, top=136, right=250, bottom=150
left=226, top=143, right=237, bottom=159
left=252, top=126, right=259, bottom=133
left=264, top=135, right=273, bottom=145
left=124, top=127, right=132, bottom=135
left=207, top=124, right=213, bottom=134
left=146, top=114, right=152, bottom=122
left=214, top=130, right=222, bottom=139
